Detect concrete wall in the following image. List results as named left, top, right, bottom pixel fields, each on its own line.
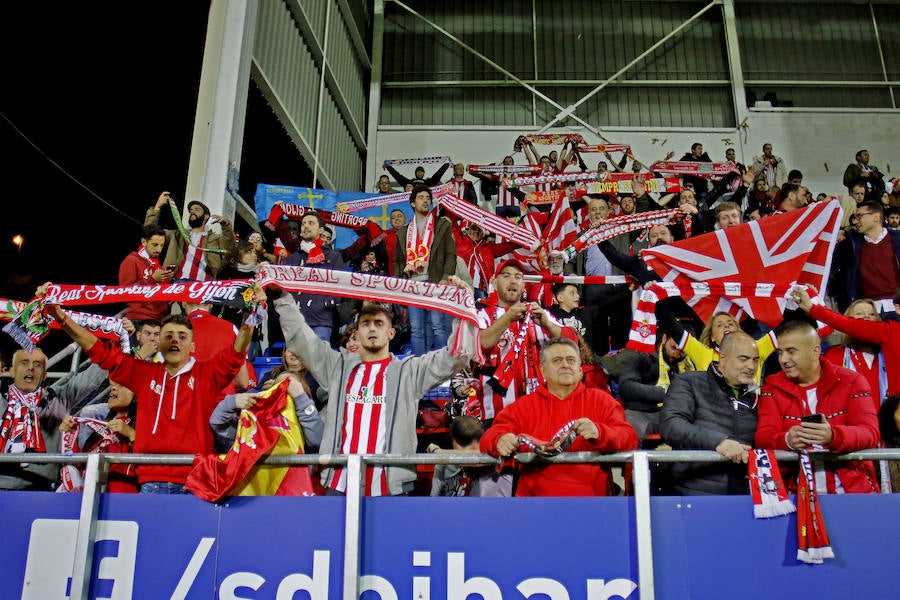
left=373, top=110, right=900, bottom=200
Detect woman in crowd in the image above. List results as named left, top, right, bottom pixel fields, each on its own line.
left=823, top=299, right=888, bottom=409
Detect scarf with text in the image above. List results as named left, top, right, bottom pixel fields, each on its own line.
left=337, top=183, right=454, bottom=213
left=796, top=451, right=834, bottom=564
left=575, top=143, right=634, bottom=158
left=468, top=164, right=543, bottom=178
left=255, top=264, right=483, bottom=362
left=748, top=449, right=796, bottom=518
left=265, top=203, right=383, bottom=240
left=383, top=156, right=450, bottom=167
left=3, top=298, right=131, bottom=353
left=1, top=386, right=45, bottom=454
left=648, top=161, right=740, bottom=180
left=405, top=212, right=436, bottom=274
left=514, top=134, right=586, bottom=151
left=167, top=199, right=228, bottom=254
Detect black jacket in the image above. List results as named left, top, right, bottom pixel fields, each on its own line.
left=660, top=364, right=758, bottom=495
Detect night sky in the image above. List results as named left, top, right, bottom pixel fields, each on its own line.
left=1, top=3, right=314, bottom=360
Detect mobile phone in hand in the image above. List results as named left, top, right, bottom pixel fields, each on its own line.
left=801, top=414, right=824, bottom=424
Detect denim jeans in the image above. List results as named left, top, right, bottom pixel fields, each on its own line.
left=140, top=481, right=190, bottom=494
left=311, top=326, right=333, bottom=345
left=408, top=306, right=449, bottom=355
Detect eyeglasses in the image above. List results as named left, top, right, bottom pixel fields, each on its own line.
left=854, top=212, right=874, bottom=219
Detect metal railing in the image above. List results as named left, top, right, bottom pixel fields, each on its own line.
left=4, top=448, right=900, bottom=600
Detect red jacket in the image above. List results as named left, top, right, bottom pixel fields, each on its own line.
left=87, top=339, right=245, bottom=485
left=118, top=250, right=168, bottom=321
left=480, top=383, right=638, bottom=496
left=756, top=359, right=880, bottom=493
left=810, top=303, right=900, bottom=396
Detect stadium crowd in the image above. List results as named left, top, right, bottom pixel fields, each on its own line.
left=1, top=134, right=899, bottom=499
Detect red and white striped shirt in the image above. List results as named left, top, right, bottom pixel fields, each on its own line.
left=497, top=181, right=518, bottom=208
left=178, top=231, right=208, bottom=281
left=330, top=357, right=392, bottom=495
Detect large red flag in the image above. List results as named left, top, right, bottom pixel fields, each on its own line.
left=640, top=200, right=843, bottom=327
left=511, top=194, right=579, bottom=273
left=186, top=379, right=315, bottom=502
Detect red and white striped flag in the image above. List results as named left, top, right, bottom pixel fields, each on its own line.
left=510, top=195, right=579, bottom=273
left=640, top=200, right=844, bottom=327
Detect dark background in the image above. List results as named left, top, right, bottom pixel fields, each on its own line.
left=1, top=3, right=314, bottom=361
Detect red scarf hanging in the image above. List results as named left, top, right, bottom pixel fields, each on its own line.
left=796, top=451, right=834, bottom=564
left=490, top=307, right=543, bottom=396
left=748, top=448, right=795, bottom=518
left=1, top=386, right=45, bottom=453
left=405, top=212, right=436, bottom=274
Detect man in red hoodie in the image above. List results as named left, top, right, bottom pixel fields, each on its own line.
left=44, top=284, right=259, bottom=494
left=480, top=337, right=638, bottom=496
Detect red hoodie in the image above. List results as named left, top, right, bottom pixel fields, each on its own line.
left=87, top=339, right=245, bottom=484
left=480, top=383, right=638, bottom=496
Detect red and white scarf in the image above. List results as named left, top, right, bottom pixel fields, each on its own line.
left=299, top=238, right=326, bottom=265
left=748, top=449, right=795, bottom=518
left=489, top=306, right=543, bottom=396
left=514, top=133, right=586, bottom=151
left=439, top=194, right=540, bottom=250
left=796, top=451, right=834, bottom=564
left=138, top=245, right=162, bottom=273
left=58, top=416, right=128, bottom=492
left=405, top=212, right=436, bottom=274
left=468, top=164, right=542, bottom=178
left=648, top=161, right=740, bottom=180
left=1, top=386, right=45, bottom=454
left=384, top=156, right=450, bottom=167
left=337, top=183, right=454, bottom=213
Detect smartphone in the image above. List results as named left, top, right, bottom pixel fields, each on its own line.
left=801, top=414, right=824, bottom=424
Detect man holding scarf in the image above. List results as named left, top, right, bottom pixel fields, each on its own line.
left=475, top=258, right=575, bottom=428
left=394, top=185, right=457, bottom=355
left=756, top=320, right=880, bottom=493
left=144, top=192, right=235, bottom=281
left=118, top=224, right=173, bottom=326
left=0, top=348, right=107, bottom=490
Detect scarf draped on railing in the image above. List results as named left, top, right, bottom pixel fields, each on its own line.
left=58, top=416, right=127, bottom=492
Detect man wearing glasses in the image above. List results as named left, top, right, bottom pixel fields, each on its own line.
left=834, top=200, right=900, bottom=317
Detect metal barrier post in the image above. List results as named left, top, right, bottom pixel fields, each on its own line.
left=69, top=453, right=105, bottom=600
left=632, top=451, right=655, bottom=600
left=343, top=454, right=364, bottom=600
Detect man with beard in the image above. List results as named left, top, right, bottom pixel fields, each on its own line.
left=474, top=258, right=574, bottom=428
left=144, top=191, right=235, bottom=281
left=270, top=279, right=476, bottom=496
left=0, top=348, right=108, bottom=490
left=118, top=224, right=174, bottom=326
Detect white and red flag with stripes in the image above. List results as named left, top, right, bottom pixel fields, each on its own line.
left=510, top=195, right=579, bottom=273
left=640, top=200, right=843, bottom=327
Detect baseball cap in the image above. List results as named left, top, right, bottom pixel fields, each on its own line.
left=494, top=258, right=527, bottom=275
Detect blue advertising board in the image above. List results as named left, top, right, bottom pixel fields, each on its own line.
left=2, top=492, right=899, bottom=599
